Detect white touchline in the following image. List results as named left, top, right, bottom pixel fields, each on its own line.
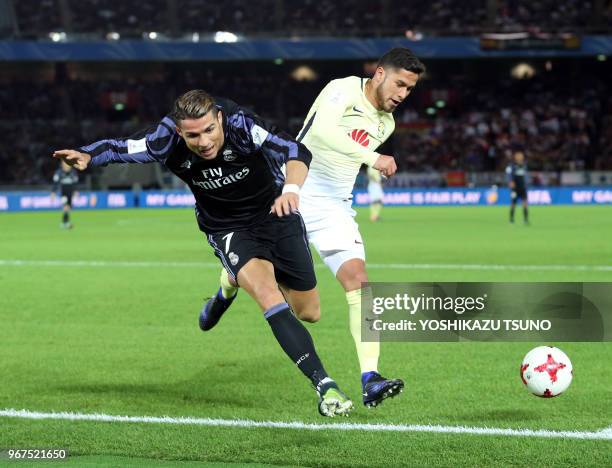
left=367, top=263, right=612, bottom=271
left=1, top=259, right=611, bottom=271
left=0, top=259, right=218, bottom=268
left=0, top=409, right=610, bottom=441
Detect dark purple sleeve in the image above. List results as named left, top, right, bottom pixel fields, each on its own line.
left=80, top=116, right=179, bottom=167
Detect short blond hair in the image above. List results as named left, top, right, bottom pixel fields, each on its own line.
left=171, top=90, right=217, bottom=121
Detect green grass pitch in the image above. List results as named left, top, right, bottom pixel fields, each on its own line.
left=0, top=205, right=611, bottom=467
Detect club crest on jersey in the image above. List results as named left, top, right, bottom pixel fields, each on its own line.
left=349, top=129, right=370, bottom=147
left=228, top=252, right=239, bottom=265
left=377, top=122, right=385, bottom=138
left=223, top=149, right=236, bottom=161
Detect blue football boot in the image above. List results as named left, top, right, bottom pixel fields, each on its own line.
left=199, top=288, right=237, bottom=331
left=362, top=372, right=404, bottom=407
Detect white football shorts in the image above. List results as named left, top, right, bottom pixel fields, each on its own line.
left=299, top=195, right=365, bottom=276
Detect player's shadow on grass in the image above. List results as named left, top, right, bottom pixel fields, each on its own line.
left=52, top=359, right=276, bottom=409
left=54, top=356, right=295, bottom=410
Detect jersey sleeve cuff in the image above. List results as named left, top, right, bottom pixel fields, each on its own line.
left=362, top=152, right=380, bottom=167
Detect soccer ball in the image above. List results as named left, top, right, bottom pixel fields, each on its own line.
left=520, top=346, right=573, bottom=397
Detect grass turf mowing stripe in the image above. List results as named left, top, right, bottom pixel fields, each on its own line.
left=1, top=259, right=611, bottom=271
left=2, top=409, right=611, bottom=441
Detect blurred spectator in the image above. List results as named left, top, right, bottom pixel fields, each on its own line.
left=395, top=73, right=607, bottom=172
left=177, top=0, right=277, bottom=34
left=67, top=0, right=169, bottom=37
left=0, top=64, right=610, bottom=185
left=6, top=0, right=610, bottom=38
left=495, top=0, right=594, bottom=33
left=14, top=0, right=62, bottom=37
left=389, top=0, right=488, bottom=36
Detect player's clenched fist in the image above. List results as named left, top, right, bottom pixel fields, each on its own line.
left=52, top=149, right=92, bottom=171
left=373, top=154, right=397, bottom=178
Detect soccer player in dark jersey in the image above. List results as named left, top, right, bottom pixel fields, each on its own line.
left=53, top=90, right=353, bottom=417
left=53, top=160, right=79, bottom=229
left=506, top=150, right=529, bottom=225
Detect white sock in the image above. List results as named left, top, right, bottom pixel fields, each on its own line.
left=346, top=288, right=379, bottom=373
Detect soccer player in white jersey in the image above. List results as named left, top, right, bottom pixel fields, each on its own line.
left=296, top=48, right=425, bottom=407
left=367, top=166, right=384, bottom=222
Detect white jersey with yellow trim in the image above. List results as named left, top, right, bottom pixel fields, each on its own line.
left=297, top=76, right=395, bottom=199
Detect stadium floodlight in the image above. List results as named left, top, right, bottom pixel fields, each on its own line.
left=49, top=31, right=67, bottom=42
left=511, top=62, right=535, bottom=79
left=106, top=32, right=120, bottom=41
left=291, top=65, right=318, bottom=82
left=148, top=32, right=158, bottom=40
left=597, top=54, right=607, bottom=62
left=191, top=32, right=200, bottom=42
left=214, top=31, right=238, bottom=43
left=404, top=30, right=423, bottom=41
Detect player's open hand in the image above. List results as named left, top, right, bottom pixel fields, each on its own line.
left=53, top=149, right=92, bottom=171
left=271, top=192, right=299, bottom=217
left=373, top=154, right=397, bottom=178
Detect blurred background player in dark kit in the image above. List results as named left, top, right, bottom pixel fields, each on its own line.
left=53, top=160, right=78, bottom=229
left=506, top=150, right=529, bottom=225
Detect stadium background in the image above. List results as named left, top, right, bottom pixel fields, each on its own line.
left=0, top=1, right=611, bottom=467
left=1, top=0, right=611, bottom=208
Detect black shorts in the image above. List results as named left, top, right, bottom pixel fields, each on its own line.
left=511, top=187, right=527, bottom=201
left=206, top=212, right=316, bottom=291
left=61, top=187, right=74, bottom=207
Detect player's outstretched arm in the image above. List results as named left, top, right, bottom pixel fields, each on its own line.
left=53, top=149, right=91, bottom=171
left=53, top=117, right=179, bottom=169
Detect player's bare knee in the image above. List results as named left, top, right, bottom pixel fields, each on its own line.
left=354, top=270, right=368, bottom=286
left=255, top=287, right=284, bottom=309
left=337, top=259, right=368, bottom=291
left=296, top=302, right=320, bottom=323
left=239, top=275, right=281, bottom=310
left=342, top=270, right=368, bottom=291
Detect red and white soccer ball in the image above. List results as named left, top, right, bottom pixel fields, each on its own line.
left=520, top=346, right=573, bottom=397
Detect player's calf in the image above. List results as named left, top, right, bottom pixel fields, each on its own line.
left=282, top=288, right=321, bottom=323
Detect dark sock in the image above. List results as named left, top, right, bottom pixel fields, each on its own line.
left=523, top=207, right=528, bottom=222
left=265, top=303, right=332, bottom=391
left=509, top=205, right=515, bottom=222
left=63, top=212, right=69, bottom=223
